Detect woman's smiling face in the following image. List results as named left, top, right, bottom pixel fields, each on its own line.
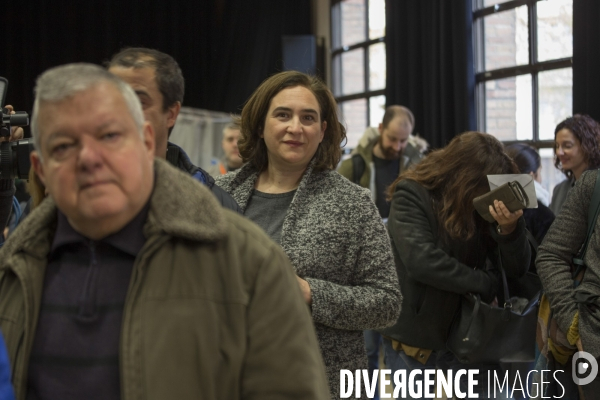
left=261, top=86, right=326, bottom=170
left=555, top=128, right=587, bottom=176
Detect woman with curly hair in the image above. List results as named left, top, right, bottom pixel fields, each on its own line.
left=215, top=70, right=401, bottom=399
left=380, top=131, right=531, bottom=399
left=550, top=114, right=600, bottom=214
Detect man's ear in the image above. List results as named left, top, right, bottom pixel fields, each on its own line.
left=166, top=101, right=182, bottom=129
left=142, top=122, right=156, bottom=159
left=378, top=123, right=384, bottom=134
left=31, top=150, right=46, bottom=187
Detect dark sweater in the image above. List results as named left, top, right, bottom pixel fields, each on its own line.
left=167, top=142, right=241, bottom=213
left=27, top=205, right=148, bottom=400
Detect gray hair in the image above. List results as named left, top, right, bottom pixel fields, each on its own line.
left=31, top=63, right=145, bottom=152
left=222, top=118, right=241, bottom=137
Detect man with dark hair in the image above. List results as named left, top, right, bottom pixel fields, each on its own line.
left=0, top=63, right=330, bottom=400
left=107, top=47, right=240, bottom=211
left=338, top=105, right=424, bottom=219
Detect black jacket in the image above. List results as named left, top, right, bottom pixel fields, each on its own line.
left=0, top=179, right=14, bottom=240
left=166, top=142, right=241, bottom=213
left=379, top=179, right=531, bottom=350
left=522, top=204, right=555, bottom=247
left=521, top=204, right=554, bottom=275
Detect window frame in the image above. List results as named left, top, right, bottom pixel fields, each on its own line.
left=473, top=0, right=573, bottom=148
left=331, top=0, right=386, bottom=130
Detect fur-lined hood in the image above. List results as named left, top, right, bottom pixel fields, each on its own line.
left=0, top=158, right=227, bottom=264
left=351, top=126, right=429, bottom=156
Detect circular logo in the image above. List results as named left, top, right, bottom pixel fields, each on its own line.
left=572, top=351, right=599, bottom=386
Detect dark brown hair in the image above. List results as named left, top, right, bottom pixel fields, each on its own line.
left=554, top=114, right=600, bottom=179
left=107, top=47, right=184, bottom=111
left=387, top=131, right=518, bottom=240
left=504, top=143, right=540, bottom=175
left=237, top=71, right=346, bottom=172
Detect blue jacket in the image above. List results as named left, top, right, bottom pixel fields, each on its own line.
left=166, top=143, right=241, bottom=213
left=0, top=331, right=15, bottom=400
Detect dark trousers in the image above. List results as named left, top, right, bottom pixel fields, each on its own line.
left=364, top=330, right=383, bottom=400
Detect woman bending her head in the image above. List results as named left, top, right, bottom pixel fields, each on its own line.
left=215, top=71, right=401, bottom=399
left=550, top=114, right=600, bottom=214
left=380, top=131, right=531, bottom=399
left=504, top=143, right=554, bottom=247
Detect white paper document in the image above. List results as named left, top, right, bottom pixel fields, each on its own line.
left=486, top=174, right=538, bottom=208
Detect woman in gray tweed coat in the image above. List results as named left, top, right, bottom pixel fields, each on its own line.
left=215, top=71, right=401, bottom=399
left=537, top=169, right=600, bottom=395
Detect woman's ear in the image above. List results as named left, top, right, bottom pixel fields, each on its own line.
left=319, top=121, right=327, bottom=143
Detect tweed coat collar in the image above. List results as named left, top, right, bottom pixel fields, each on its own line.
left=218, top=157, right=327, bottom=212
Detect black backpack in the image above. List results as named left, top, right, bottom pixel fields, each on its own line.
left=351, top=154, right=365, bottom=184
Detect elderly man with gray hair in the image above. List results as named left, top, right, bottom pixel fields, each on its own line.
left=0, top=63, right=329, bottom=400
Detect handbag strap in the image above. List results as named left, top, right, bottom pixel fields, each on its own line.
left=462, top=255, right=511, bottom=341
left=525, top=229, right=538, bottom=251
left=463, top=293, right=482, bottom=338
left=572, top=170, right=600, bottom=284
left=497, top=252, right=511, bottom=307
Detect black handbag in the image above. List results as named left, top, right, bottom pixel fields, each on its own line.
left=447, top=254, right=541, bottom=364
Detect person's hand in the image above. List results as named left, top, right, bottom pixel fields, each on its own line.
left=490, top=296, right=499, bottom=308
left=0, top=105, right=24, bottom=142
left=296, top=276, right=312, bottom=305
left=489, top=200, right=522, bottom=235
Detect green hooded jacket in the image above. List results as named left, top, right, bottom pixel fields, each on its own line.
left=0, top=159, right=329, bottom=400
left=338, top=128, right=423, bottom=201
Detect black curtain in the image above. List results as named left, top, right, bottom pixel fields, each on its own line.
left=573, top=0, right=600, bottom=121
left=0, top=0, right=311, bottom=122
left=385, top=0, right=476, bottom=149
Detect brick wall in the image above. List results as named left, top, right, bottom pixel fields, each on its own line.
left=339, top=0, right=368, bottom=148
left=484, top=9, right=519, bottom=140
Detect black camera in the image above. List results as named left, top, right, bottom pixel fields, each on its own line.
left=0, top=77, right=33, bottom=180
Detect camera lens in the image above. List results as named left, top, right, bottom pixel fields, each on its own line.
left=0, top=138, right=34, bottom=179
